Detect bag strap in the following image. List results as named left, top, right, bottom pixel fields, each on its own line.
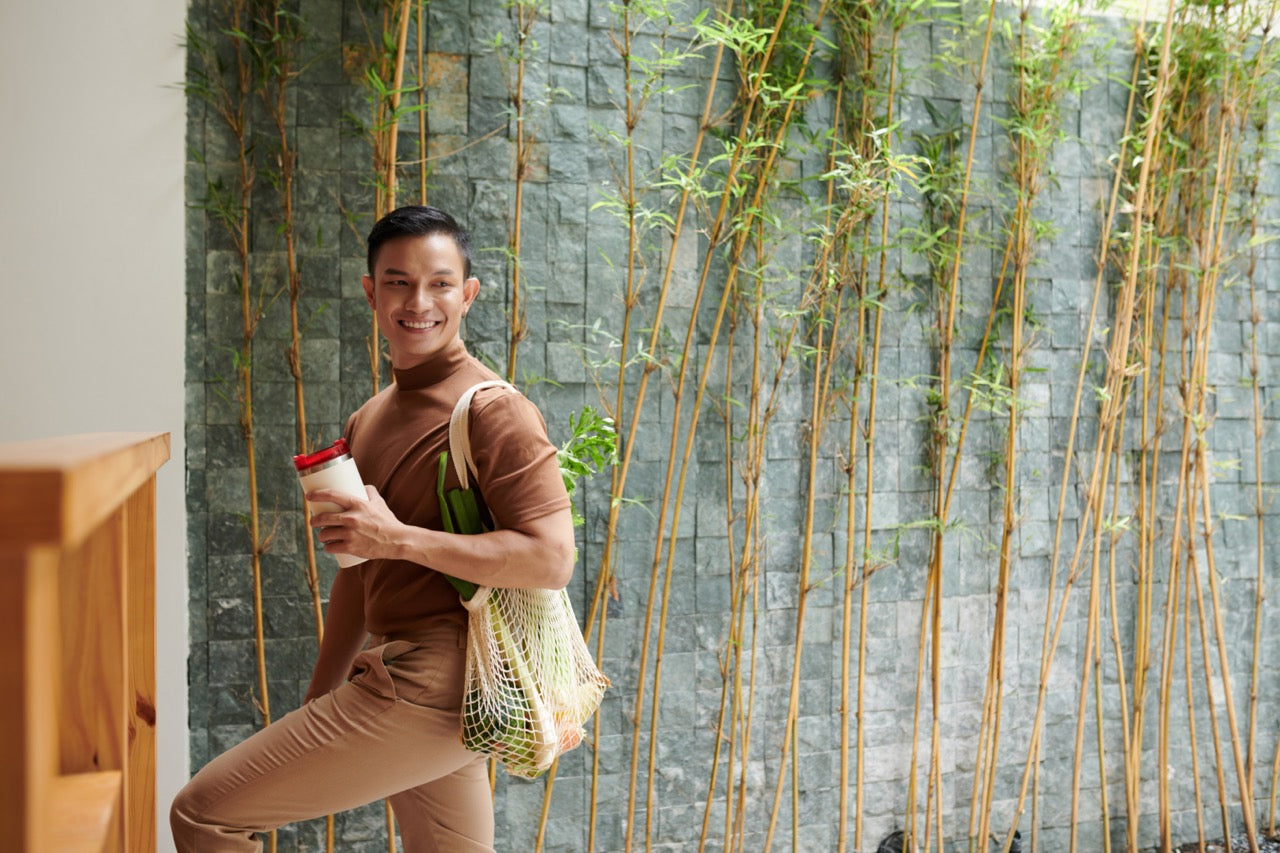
left=448, top=380, right=516, bottom=491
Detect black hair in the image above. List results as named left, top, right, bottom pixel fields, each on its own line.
left=365, top=205, right=473, bottom=279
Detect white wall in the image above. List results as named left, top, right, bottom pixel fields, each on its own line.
left=0, top=2, right=188, bottom=849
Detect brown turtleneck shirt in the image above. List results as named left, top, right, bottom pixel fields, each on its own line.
left=343, top=338, right=570, bottom=636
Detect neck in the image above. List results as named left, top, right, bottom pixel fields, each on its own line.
left=390, top=338, right=469, bottom=390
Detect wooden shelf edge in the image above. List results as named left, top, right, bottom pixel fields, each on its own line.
left=50, top=770, right=122, bottom=852
left=0, top=432, right=170, bottom=548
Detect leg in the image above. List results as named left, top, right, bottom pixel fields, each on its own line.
left=172, top=628, right=486, bottom=852
left=389, top=756, right=494, bottom=853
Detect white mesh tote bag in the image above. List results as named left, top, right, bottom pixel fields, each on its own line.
left=436, top=380, right=609, bottom=778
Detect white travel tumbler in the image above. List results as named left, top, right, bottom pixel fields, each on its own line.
left=293, top=438, right=368, bottom=568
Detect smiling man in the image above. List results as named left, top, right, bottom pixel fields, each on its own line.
left=171, top=206, right=575, bottom=852
left=364, top=223, right=479, bottom=369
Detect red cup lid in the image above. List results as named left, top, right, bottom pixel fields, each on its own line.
left=293, top=438, right=351, bottom=472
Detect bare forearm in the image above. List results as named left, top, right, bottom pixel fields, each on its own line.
left=309, top=487, right=576, bottom=591
left=389, top=517, right=574, bottom=589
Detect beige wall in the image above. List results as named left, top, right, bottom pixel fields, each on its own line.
left=0, top=2, right=188, bottom=849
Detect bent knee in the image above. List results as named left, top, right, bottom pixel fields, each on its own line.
left=169, top=779, right=213, bottom=840
left=169, top=778, right=256, bottom=852
left=169, top=781, right=195, bottom=827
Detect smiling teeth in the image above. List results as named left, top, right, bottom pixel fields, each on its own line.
left=402, top=320, right=437, bottom=329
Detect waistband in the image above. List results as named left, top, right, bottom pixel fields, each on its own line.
left=367, top=613, right=467, bottom=647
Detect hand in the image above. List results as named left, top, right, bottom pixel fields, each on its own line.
left=307, top=485, right=403, bottom=562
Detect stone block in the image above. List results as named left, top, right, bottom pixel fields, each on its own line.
left=586, top=63, right=625, bottom=109
left=545, top=140, right=591, bottom=183
left=425, top=2, right=468, bottom=47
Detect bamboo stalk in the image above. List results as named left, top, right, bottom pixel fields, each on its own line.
left=1010, top=20, right=1147, bottom=853
left=762, top=199, right=848, bottom=850
left=1136, top=228, right=1172, bottom=853
left=1158, top=268, right=1197, bottom=852
left=536, top=8, right=727, bottom=847
left=1191, top=116, right=1260, bottom=853
left=504, top=0, right=538, bottom=382
left=416, top=1, right=427, bottom=204
left=622, top=1, right=810, bottom=843
left=1094, top=634, right=1112, bottom=853
left=1146, top=36, right=1233, bottom=840
left=828, top=62, right=859, bottom=852
left=384, top=0, right=413, bottom=214
left=822, top=7, right=905, bottom=849
left=1163, top=2, right=1273, bottom=841
left=725, top=242, right=755, bottom=853
left=851, top=24, right=901, bottom=848
left=1068, top=364, right=1128, bottom=852
left=256, top=6, right=335, bottom=848
left=231, top=0, right=272, bottom=739
left=1184, top=563, right=1208, bottom=851
left=902, top=0, right=1000, bottom=844
left=376, top=5, right=415, bottom=844
left=354, top=0, right=414, bottom=395
left=1242, top=74, right=1266, bottom=826
left=1099, top=388, right=1131, bottom=849
left=1125, top=106, right=1175, bottom=848
left=1208, top=0, right=1277, bottom=831
left=1186, top=485, right=1235, bottom=849
left=1107, top=361, right=1142, bottom=853
left=1153, top=99, right=1195, bottom=853
left=581, top=9, right=729, bottom=647
left=190, top=3, right=279, bottom=849
left=1235, top=14, right=1280, bottom=826
left=573, top=12, right=729, bottom=850
left=651, top=6, right=841, bottom=848
left=1004, top=2, right=1179, bottom=847
left=970, top=3, right=1091, bottom=847
left=224, top=6, right=274, bottom=747
left=702, top=241, right=744, bottom=853
left=378, top=0, right=412, bottom=404
left=259, top=0, right=325, bottom=653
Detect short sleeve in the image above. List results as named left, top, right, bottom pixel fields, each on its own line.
left=467, top=387, right=571, bottom=528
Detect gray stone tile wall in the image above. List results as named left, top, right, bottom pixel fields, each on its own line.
left=185, top=0, right=1278, bottom=850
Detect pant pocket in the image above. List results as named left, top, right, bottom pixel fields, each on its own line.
left=386, top=627, right=467, bottom=710
left=347, top=640, right=419, bottom=702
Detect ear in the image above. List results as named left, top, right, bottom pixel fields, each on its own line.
left=362, top=274, right=376, bottom=309
left=462, top=277, right=480, bottom=312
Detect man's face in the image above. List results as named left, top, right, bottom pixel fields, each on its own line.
left=362, top=233, right=480, bottom=370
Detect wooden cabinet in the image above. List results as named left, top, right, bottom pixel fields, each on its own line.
left=0, top=433, right=169, bottom=852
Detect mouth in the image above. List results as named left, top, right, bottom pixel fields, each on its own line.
left=399, top=319, right=439, bottom=331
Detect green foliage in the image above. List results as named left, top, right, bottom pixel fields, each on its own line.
left=558, top=407, right=620, bottom=527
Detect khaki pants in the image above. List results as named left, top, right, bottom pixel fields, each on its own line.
left=171, top=616, right=494, bottom=852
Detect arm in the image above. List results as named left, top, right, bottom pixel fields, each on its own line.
left=304, top=566, right=368, bottom=702
left=308, top=487, right=576, bottom=590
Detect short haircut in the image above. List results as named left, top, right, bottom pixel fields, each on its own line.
left=365, top=205, right=473, bottom=279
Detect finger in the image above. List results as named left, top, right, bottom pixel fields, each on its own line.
left=317, top=528, right=348, bottom=551
left=309, top=511, right=342, bottom=529
left=306, top=488, right=354, bottom=508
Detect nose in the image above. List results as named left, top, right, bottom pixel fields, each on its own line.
left=405, top=283, right=433, bottom=312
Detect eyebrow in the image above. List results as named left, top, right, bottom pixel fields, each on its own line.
left=380, top=267, right=457, bottom=278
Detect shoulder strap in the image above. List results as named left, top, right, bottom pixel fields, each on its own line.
left=448, top=380, right=516, bottom=490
